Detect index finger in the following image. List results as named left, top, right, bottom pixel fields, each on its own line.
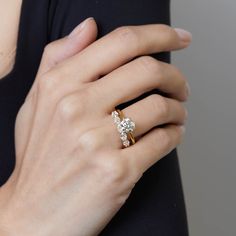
left=60, top=24, right=192, bottom=83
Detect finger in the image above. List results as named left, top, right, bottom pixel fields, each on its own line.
left=122, top=94, right=187, bottom=137
left=92, top=57, right=188, bottom=112
left=26, top=17, right=98, bottom=100
left=122, top=124, right=185, bottom=175
left=37, top=17, right=97, bottom=77
left=101, top=94, right=187, bottom=150
left=60, top=24, right=192, bottom=83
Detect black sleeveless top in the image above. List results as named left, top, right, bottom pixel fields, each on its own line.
left=0, top=0, right=189, bottom=235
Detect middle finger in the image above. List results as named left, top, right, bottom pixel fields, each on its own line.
left=57, top=24, right=191, bottom=83
left=92, top=56, right=188, bottom=113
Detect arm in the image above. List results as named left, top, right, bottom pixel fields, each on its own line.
left=0, top=1, right=191, bottom=235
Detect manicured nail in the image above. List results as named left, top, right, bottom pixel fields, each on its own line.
left=174, top=28, right=192, bottom=43
left=69, top=17, right=94, bottom=38
left=184, top=109, right=188, bottom=121
left=180, top=125, right=186, bottom=134
left=186, top=82, right=191, bottom=96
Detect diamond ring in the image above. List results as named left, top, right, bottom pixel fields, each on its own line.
left=111, top=109, right=136, bottom=148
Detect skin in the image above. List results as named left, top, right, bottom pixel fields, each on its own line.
left=0, top=0, right=22, bottom=78
left=0, top=7, right=192, bottom=236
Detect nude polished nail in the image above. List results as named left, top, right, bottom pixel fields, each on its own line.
left=68, top=17, right=94, bottom=38
left=180, top=125, right=186, bottom=134
left=174, top=28, right=192, bottom=43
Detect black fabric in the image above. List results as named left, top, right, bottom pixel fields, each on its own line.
left=0, top=0, right=189, bottom=235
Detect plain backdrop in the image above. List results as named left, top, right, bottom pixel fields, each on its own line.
left=171, top=1, right=236, bottom=235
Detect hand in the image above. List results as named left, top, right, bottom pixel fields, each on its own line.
left=0, top=18, right=191, bottom=236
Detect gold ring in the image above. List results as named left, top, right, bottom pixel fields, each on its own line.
left=112, top=109, right=136, bottom=148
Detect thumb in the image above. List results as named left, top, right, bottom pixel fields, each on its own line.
left=26, top=17, right=97, bottom=100
left=38, top=17, right=97, bottom=76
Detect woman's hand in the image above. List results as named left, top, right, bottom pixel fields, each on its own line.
left=0, top=18, right=191, bottom=236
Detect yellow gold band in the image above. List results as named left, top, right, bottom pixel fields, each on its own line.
left=116, top=109, right=136, bottom=145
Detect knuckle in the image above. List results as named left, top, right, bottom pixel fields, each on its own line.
left=43, top=42, right=55, bottom=60
left=115, top=26, right=137, bottom=40
left=43, top=42, right=53, bottom=54
left=114, top=26, right=139, bottom=54
left=150, top=94, right=169, bottom=119
left=55, top=88, right=90, bottom=121
left=77, top=130, right=102, bottom=152
left=172, top=65, right=187, bottom=86
left=169, top=64, right=189, bottom=100
left=56, top=95, right=78, bottom=121
left=157, top=96, right=169, bottom=117
left=158, top=129, right=172, bottom=149
left=157, top=24, right=172, bottom=34
left=38, top=72, right=57, bottom=94
left=102, top=158, right=124, bottom=182
left=138, top=56, right=162, bottom=74
left=92, top=152, right=128, bottom=184
left=157, top=24, right=177, bottom=49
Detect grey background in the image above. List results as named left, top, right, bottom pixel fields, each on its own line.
left=171, top=1, right=236, bottom=235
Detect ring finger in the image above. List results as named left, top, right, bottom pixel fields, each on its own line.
left=105, top=94, right=187, bottom=148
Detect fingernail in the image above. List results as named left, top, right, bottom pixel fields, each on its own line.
left=184, top=109, right=188, bottom=121
left=69, top=17, right=94, bottom=38
left=180, top=125, right=186, bottom=134
left=174, top=28, right=192, bottom=43
left=186, top=82, right=191, bottom=97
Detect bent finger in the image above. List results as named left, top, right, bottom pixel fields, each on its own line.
left=61, top=24, right=192, bottom=83
left=122, top=124, right=185, bottom=175
left=122, top=94, right=187, bottom=137
left=93, top=57, right=188, bottom=113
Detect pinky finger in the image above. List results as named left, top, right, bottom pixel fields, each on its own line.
left=122, top=124, right=185, bottom=175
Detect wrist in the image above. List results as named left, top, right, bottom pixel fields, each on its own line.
left=0, top=186, right=49, bottom=236
left=0, top=182, right=30, bottom=236
left=0, top=190, right=11, bottom=236
left=0, top=184, right=15, bottom=236
left=0, top=203, right=30, bottom=236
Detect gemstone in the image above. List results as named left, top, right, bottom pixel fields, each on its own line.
left=123, top=140, right=130, bottom=147
left=118, top=118, right=135, bottom=133
left=114, top=116, right=121, bottom=124
left=112, top=111, right=119, bottom=119
left=120, top=133, right=128, bottom=141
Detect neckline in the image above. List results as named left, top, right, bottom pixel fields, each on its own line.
left=0, top=0, right=25, bottom=85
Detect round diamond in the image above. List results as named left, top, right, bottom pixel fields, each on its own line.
left=120, top=133, right=128, bottom=141
left=123, top=140, right=130, bottom=147
left=112, top=111, right=121, bottom=124
left=112, top=111, right=119, bottom=118
left=117, top=124, right=124, bottom=133
left=114, top=116, right=121, bottom=124
left=118, top=118, right=135, bottom=133
left=111, top=110, right=136, bottom=148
